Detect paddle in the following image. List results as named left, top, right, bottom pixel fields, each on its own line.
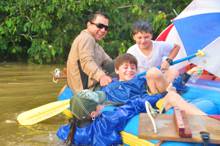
left=17, top=99, right=70, bottom=125
left=137, top=50, right=205, bottom=77
left=17, top=82, right=100, bottom=125
left=17, top=51, right=205, bottom=126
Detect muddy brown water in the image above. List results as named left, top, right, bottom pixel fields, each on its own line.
left=0, top=63, right=68, bottom=146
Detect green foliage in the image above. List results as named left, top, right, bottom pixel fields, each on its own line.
left=0, top=0, right=191, bottom=63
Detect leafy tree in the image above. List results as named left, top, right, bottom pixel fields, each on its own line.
left=0, top=0, right=191, bottom=64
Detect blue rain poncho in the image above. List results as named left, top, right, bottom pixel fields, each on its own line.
left=57, top=73, right=189, bottom=145
left=101, top=73, right=189, bottom=104
left=101, top=75, right=148, bottom=103
left=57, top=93, right=165, bottom=146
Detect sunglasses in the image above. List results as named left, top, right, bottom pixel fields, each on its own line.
left=90, top=21, right=109, bottom=31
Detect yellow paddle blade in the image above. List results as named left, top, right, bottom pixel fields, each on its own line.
left=17, top=99, right=70, bottom=125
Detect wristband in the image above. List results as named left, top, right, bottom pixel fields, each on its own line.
left=166, top=58, right=173, bottom=65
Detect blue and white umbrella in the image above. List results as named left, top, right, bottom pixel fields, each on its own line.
left=161, top=0, right=220, bottom=77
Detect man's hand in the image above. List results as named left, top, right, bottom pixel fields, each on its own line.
left=99, top=75, right=112, bottom=86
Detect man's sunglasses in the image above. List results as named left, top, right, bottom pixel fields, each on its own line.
left=90, top=21, right=109, bottom=31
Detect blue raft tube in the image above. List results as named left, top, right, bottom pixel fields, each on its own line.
left=57, top=79, right=220, bottom=146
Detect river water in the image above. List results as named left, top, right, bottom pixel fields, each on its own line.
left=0, top=63, right=68, bottom=146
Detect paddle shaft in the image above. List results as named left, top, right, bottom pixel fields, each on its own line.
left=137, top=52, right=199, bottom=77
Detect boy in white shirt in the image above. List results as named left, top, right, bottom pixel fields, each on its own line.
left=127, top=20, right=180, bottom=81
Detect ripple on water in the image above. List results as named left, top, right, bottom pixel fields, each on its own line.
left=0, top=63, right=65, bottom=145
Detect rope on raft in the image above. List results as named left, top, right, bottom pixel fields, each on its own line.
left=145, top=101, right=157, bottom=133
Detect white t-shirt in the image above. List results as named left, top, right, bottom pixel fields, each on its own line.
left=127, top=41, right=174, bottom=73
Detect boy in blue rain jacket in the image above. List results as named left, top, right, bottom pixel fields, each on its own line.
left=101, top=53, right=198, bottom=105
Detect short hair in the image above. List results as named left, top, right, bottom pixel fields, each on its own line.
left=132, top=20, right=153, bottom=35
left=88, top=11, right=109, bottom=22
left=114, top=53, right=137, bottom=70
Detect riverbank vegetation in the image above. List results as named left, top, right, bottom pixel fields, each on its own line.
left=0, top=0, right=190, bottom=64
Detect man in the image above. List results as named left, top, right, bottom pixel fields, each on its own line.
left=67, top=11, right=113, bottom=93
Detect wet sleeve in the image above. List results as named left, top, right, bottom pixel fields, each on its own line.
left=106, top=94, right=165, bottom=129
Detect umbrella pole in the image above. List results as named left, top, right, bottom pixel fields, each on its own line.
left=137, top=50, right=205, bottom=77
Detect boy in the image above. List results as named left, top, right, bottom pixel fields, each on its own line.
left=101, top=53, right=200, bottom=113
left=127, top=20, right=180, bottom=81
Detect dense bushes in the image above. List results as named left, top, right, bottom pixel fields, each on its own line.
left=0, top=0, right=190, bottom=64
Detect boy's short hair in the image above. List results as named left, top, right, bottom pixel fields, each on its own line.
left=114, top=53, right=137, bottom=70
left=132, top=20, right=153, bottom=35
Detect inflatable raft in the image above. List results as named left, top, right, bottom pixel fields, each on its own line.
left=57, top=79, right=220, bottom=146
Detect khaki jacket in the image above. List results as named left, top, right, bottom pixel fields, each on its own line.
left=67, top=30, right=112, bottom=93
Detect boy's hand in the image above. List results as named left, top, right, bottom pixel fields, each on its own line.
left=160, top=60, right=170, bottom=72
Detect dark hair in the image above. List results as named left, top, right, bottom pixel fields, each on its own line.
left=114, top=53, right=137, bottom=70
left=88, top=11, right=109, bottom=22
left=132, top=20, right=153, bottom=35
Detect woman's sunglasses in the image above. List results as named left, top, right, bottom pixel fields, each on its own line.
left=90, top=21, right=109, bottom=31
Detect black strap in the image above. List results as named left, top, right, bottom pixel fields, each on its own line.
left=66, top=118, right=77, bottom=146
left=200, top=131, right=210, bottom=146
left=77, top=60, right=88, bottom=89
